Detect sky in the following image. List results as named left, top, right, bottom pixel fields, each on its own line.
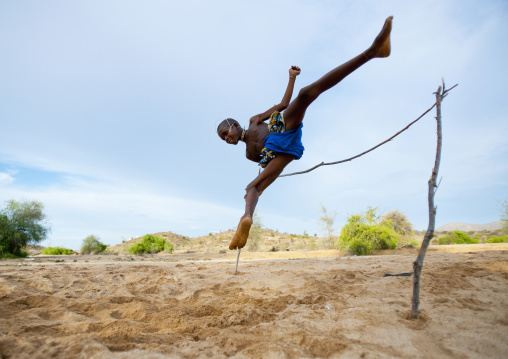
left=1, top=0, right=507, bottom=250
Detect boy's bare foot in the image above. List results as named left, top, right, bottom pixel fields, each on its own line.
left=229, top=216, right=252, bottom=250
left=366, top=16, right=393, bottom=59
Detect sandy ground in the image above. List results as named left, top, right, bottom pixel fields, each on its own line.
left=0, top=244, right=507, bottom=358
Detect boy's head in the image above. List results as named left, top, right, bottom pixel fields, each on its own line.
left=217, top=118, right=242, bottom=145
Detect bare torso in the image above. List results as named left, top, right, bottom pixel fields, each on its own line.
left=244, top=119, right=270, bottom=163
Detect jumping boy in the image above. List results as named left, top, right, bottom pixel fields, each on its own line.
left=217, top=16, right=393, bottom=250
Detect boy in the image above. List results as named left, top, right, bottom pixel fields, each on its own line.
left=217, top=16, right=393, bottom=250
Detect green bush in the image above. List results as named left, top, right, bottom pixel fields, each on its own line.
left=438, top=231, right=480, bottom=245
left=486, top=236, right=507, bottom=244
left=337, top=207, right=400, bottom=256
left=127, top=242, right=146, bottom=255
left=164, top=241, right=174, bottom=253
left=382, top=210, right=413, bottom=236
left=127, top=234, right=173, bottom=255
left=409, top=240, right=420, bottom=247
left=81, top=235, right=107, bottom=254
left=348, top=237, right=372, bottom=256
left=41, top=247, right=74, bottom=255
left=0, top=251, right=28, bottom=259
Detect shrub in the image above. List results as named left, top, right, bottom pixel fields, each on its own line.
left=127, top=234, right=173, bottom=255
left=164, top=241, right=174, bottom=253
left=1, top=251, right=28, bottom=259
left=246, top=212, right=263, bottom=252
left=348, top=238, right=372, bottom=256
left=128, top=242, right=146, bottom=255
left=382, top=210, right=413, bottom=236
left=42, top=247, right=74, bottom=255
left=307, top=238, right=317, bottom=250
left=81, top=235, right=107, bottom=254
left=337, top=207, right=400, bottom=256
left=409, top=240, right=420, bottom=247
left=438, top=231, right=480, bottom=245
left=486, top=236, right=507, bottom=244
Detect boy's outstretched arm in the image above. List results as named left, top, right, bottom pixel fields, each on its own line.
left=250, top=66, right=301, bottom=124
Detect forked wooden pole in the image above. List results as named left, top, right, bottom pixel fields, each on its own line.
left=410, top=81, right=457, bottom=319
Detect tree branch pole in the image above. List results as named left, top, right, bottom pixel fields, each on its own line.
left=410, top=81, right=456, bottom=320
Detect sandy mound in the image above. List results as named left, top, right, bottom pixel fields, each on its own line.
left=0, top=246, right=507, bottom=358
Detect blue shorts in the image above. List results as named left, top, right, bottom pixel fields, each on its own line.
left=259, top=111, right=304, bottom=168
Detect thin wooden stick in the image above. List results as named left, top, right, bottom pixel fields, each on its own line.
left=280, top=85, right=457, bottom=178
left=234, top=248, right=241, bottom=275
left=410, top=81, right=456, bottom=319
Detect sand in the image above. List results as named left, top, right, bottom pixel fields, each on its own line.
left=0, top=245, right=507, bottom=358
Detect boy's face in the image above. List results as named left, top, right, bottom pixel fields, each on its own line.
left=219, top=122, right=241, bottom=145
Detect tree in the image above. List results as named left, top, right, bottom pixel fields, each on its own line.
left=382, top=210, right=413, bottom=236
left=81, top=235, right=107, bottom=254
left=0, top=214, right=26, bottom=257
left=0, top=199, right=50, bottom=257
left=318, top=204, right=337, bottom=248
left=337, top=207, right=400, bottom=255
left=246, top=211, right=263, bottom=252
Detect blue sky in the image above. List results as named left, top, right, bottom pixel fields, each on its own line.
left=1, top=0, right=507, bottom=249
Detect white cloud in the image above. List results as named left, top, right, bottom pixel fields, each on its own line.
left=0, top=172, right=15, bottom=185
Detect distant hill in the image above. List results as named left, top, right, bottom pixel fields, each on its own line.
left=436, top=221, right=503, bottom=232
left=107, top=229, right=329, bottom=254
left=105, top=222, right=505, bottom=255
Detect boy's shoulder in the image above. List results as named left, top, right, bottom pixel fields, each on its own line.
left=249, top=114, right=264, bottom=126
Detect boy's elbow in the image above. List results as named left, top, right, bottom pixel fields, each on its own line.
left=278, top=103, right=288, bottom=111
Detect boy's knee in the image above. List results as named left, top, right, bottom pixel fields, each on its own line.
left=298, top=85, right=319, bottom=103
left=245, top=183, right=262, bottom=195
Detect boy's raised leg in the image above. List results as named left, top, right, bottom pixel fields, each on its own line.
left=366, top=15, right=392, bottom=59
left=283, top=16, right=393, bottom=131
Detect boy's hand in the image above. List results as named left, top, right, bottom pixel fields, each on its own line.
left=289, top=65, right=301, bottom=77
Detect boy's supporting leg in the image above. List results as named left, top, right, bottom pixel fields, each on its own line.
left=229, top=154, right=295, bottom=250
left=229, top=191, right=257, bottom=250
left=284, top=16, right=392, bottom=131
